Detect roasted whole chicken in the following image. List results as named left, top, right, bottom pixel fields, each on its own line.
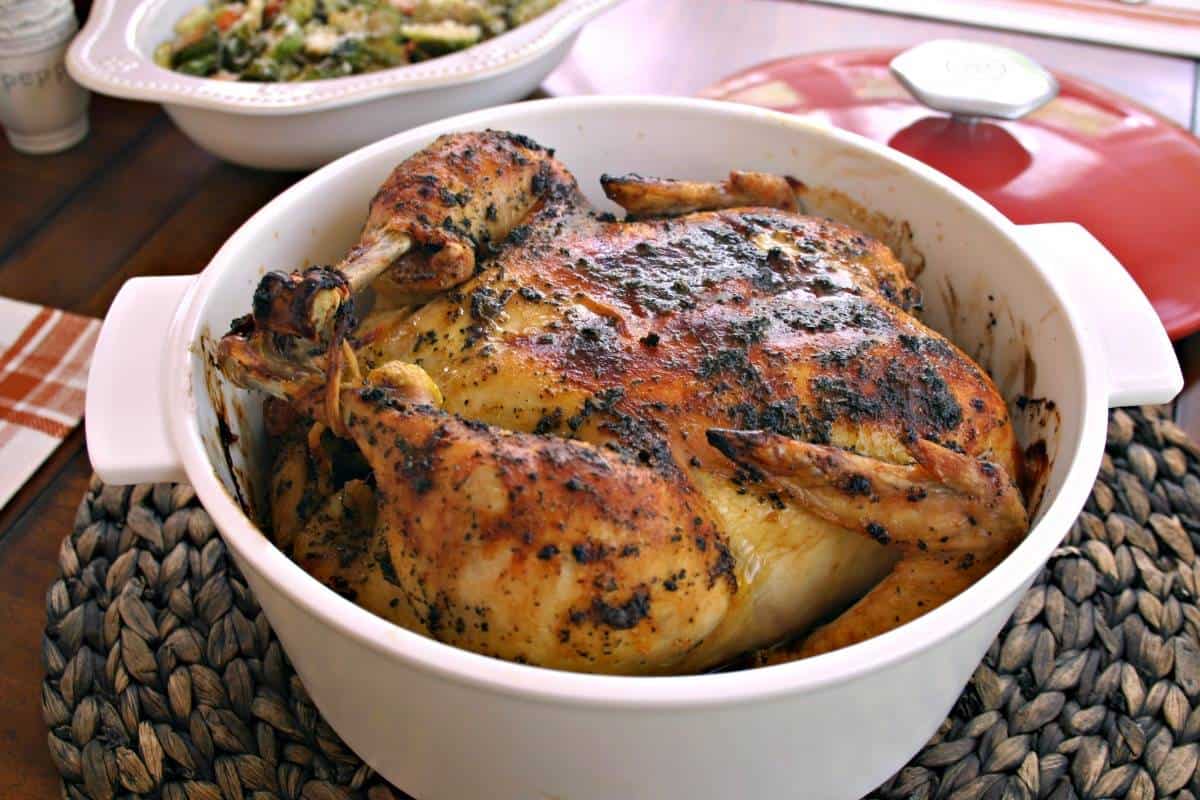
left=218, top=131, right=1028, bottom=675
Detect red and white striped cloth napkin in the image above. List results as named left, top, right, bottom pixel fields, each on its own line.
left=0, top=297, right=100, bottom=509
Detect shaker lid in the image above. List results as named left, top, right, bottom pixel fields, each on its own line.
left=703, top=41, right=1200, bottom=340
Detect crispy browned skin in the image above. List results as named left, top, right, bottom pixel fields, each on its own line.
left=362, top=130, right=579, bottom=306
left=269, top=434, right=310, bottom=555
left=292, top=480, right=423, bottom=631
left=601, top=171, right=802, bottom=220
left=342, top=392, right=735, bottom=672
left=218, top=131, right=1027, bottom=674
left=250, top=131, right=573, bottom=339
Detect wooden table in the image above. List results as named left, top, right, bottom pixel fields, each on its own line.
left=3, top=4, right=1200, bottom=797
left=0, top=96, right=302, bottom=798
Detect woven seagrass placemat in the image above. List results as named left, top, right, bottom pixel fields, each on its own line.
left=41, top=406, right=1200, bottom=800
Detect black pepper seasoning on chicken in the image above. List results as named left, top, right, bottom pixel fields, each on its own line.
left=218, top=131, right=1028, bottom=675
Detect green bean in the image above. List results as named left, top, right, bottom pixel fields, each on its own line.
left=400, top=21, right=483, bottom=52
left=176, top=53, right=218, bottom=76
left=364, top=37, right=410, bottom=67
left=220, top=35, right=255, bottom=71
left=272, top=32, right=305, bottom=61
left=173, top=29, right=219, bottom=65
left=332, top=38, right=371, bottom=72
left=242, top=57, right=281, bottom=81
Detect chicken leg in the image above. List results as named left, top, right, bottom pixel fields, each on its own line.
left=251, top=131, right=584, bottom=341
left=235, top=352, right=739, bottom=674
left=705, top=430, right=1027, bottom=658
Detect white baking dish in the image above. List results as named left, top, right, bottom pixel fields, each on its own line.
left=86, top=96, right=1182, bottom=800
left=65, top=0, right=620, bottom=169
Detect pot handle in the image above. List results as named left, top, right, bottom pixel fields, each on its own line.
left=1014, top=223, right=1182, bottom=408
left=86, top=275, right=195, bottom=485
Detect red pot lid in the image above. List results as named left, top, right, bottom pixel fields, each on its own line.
left=702, top=42, right=1200, bottom=340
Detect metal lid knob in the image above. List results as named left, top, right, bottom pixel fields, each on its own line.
left=889, top=39, right=1059, bottom=121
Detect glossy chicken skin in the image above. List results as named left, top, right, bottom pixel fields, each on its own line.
left=250, top=131, right=571, bottom=339
left=218, top=131, right=1027, bottom=674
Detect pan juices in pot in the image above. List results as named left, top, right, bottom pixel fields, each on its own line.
left=217, top=130, right=1028, bottom=675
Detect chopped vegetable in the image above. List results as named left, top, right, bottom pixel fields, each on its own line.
left=364, top=35, right=410, bottom=66
left=159, top=0, right=560, bottom=82
left=177, top=53, right=219, bottom=75
left=284, top=0, right=316, bottom=24
left=333, top=38, right=373, bottom=70
left=271, top=31, right=305, bottom=60
left=175, top=28, right=220, bottom=62
left=329, top=7, right=370, bottom=33
left=243, top=56, right=281, bottom=80
left=234, top=0, right=267, bottom=34
left=399, top=20, right=482, bottom=50
left=303, top=25, right=341, bottom=57
left=153, top=42, right=174, bottom=68
left=508, top=0, right=558, bottom=26
left=366, top=7, right=404, bottom=36
left=220, top=35, right=255, bottom=70
left=409, top=0, right=507, bottom=35
left=214, top=5, right=245, bottom=31
left=174, top=5, right=215, bottom=36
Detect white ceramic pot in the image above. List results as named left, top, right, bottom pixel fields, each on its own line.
left=65, top=0, right=621, bottom=170
left=86, top=97, right=1182, bottom=800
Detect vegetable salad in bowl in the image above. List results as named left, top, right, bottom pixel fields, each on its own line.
left=154, top=0, right=563, bottom=81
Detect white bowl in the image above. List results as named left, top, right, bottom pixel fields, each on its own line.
left=65, top=0, right=620, bottom=169
left=86, top=96, right=1182, bottom=800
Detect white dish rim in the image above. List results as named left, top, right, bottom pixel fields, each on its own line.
left=165, top=95, right=1110, bottom=710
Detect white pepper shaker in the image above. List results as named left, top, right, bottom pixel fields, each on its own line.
left=0, top=0, right=90, bottom=154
